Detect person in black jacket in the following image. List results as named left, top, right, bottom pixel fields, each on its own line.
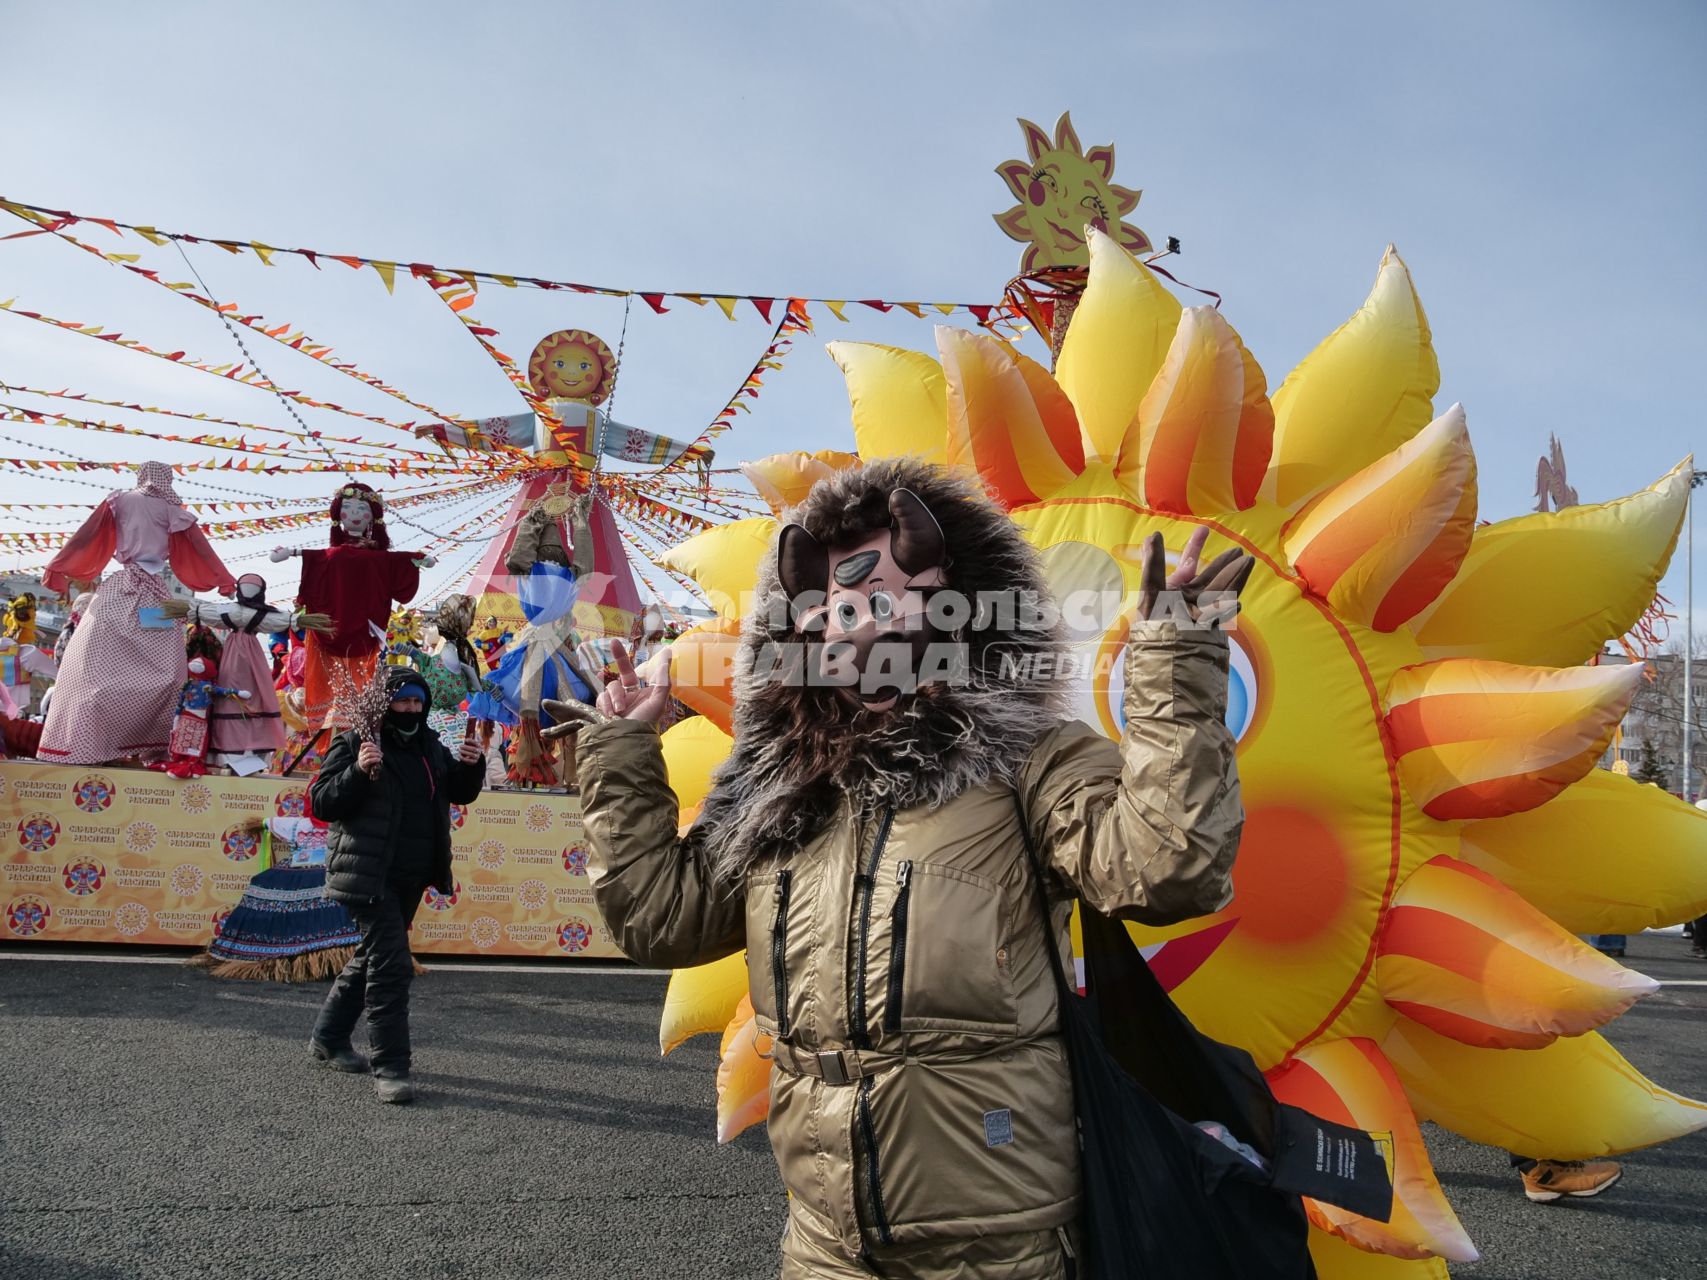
left=308, top=665, right=484, bottom=1103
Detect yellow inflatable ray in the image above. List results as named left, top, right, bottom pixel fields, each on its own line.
left=1054, top=228, right=1181, bottom=463
left=659, top=715, right=734, bottom=813
left=1309, top=1233, right=1449, bottom=1280
left=741, top=449, right=860, bottom=516
left=656, top=229, right=1707, bottom=1270
left=667, top=618, right=743, bottom=735
left=1409, top=459, right=1691, bottom=667
left=1384, top=1020, right=1707, bottom=1159
left=659, top=518, right=777, bottom=620
left=661, top=950, right=749, bottom=1055
left=825, top=342, right=948, bottom=463
left=1459, top=768, right=1707, bottom=934
left=1262, top=247, right=1439, bottom=511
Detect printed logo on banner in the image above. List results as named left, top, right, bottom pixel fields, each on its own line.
left=70, top=774, right=116, bottom=813
left=179, top=782, right=214, bottom=816
left=125, top=821, right=160, bottom=854
left=221, top=823, right=262, bottom=863
left=448, top=804, right=467, bottom=830
left=556, top=916, right=594, bottom=954
left=562, top=845, right=589, bottom=877
left=517, top=879, right=549, bottom=912
left=170, top=863, right=205, bottom=898
left=274, top=788, right=308, bottom=818
left=423, top=881, right=461, bottom=911
left=211, top=907, right=232, bottom=937
left=525, top=804, right=554, bottom=834
left=470, top=917, right=502, bottom=949
left=62, top=858, right=106, bottom=896
left=475, top=840, right=505, bottom=871
left=17, top=813, right=60, bottom=853
left=112, top=902, right=150, bottom=936
left=6, top=894, right=51, bottom=937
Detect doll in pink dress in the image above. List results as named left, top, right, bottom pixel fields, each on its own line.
left=39, top=462, right=235, bottom=765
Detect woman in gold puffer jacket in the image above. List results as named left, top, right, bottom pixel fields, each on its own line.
left=574, top=459, right=1251, bottom=1279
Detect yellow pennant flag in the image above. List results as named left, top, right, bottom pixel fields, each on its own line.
left=372, top=261, right=397, bottom=293
left=934, top=302, right=957, bottom=315
left=897, top=302, right=925, bottom=318
left=491, top=274, right=517, bottom=288
left=712, top=297, right=739, bottom=321
left=824, top=300, right=850, bottom=322
left=250, top=242, right=276, bottom=265
left=133, top=226, right=168, bottom=246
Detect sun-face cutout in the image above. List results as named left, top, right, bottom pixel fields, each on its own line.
left=655, top=228, right=1707, bottom=1276
left=994, top=111, right=1152, bottom=272
left=527, top=328, right=615, bottom=405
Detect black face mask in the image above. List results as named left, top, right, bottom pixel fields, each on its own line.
left=384, top=709, right=426, bottom=740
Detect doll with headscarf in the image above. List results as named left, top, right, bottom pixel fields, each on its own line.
left=162, top=574, right=332, bottom=767
left=39, top=461, right=235, bottom=765
left=270, top=481, right=434, bottom=733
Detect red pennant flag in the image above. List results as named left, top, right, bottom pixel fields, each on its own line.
left=750, top=298, right=775, bottom=322
left=641, top=293, right=670, bottom=314
left=859, top=300, right=894, bottom=313
left=967, top=305, right=994, bottom=325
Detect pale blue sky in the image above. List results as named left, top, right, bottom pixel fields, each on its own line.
left=3, top=0, right=1704, bottom=625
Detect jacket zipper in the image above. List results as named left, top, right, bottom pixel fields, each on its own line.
left=882, top=860, right=913, bottom=1033
left=857, top=1075, right=894, bottom=1245
left=849, top=804, right=895, bottom=1247
left=850, top=804, right=894, bottom=1049
left=771, top=869, right=793, bottom=1039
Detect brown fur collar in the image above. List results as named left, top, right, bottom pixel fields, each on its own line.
left=696, top=459, right=1066, bottom=884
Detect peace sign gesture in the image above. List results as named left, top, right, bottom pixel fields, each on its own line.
left=1135, top=526, right=1254, bottom=629
left=595, top=640, right=676, bottom=724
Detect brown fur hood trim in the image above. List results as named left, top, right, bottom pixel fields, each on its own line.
left=696, top=458, right=1066, bottom=883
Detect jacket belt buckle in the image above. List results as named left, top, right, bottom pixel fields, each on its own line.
left=816, top=1049, right=852, bottom=1085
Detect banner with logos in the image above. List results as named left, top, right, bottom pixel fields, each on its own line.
left=0, top=761, right=623, bottom=960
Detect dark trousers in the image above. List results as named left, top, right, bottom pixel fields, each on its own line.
left=313, top=880, right=425, bottom=1076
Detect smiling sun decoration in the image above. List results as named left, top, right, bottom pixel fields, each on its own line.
left=994, top=111, right=1152, bottom=271
left=651, top=230, right=1707, bottom=1279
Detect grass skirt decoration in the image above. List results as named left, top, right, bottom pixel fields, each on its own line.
left=193, top=817, right=360, bottom=982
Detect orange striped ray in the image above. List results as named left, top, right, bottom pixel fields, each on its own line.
left=1408, top=459, right=1690, bottom=667
left=667, top=617, right=744, bottom=735
left=1283, top=405, right=1476, bottom=631
left=1460, top=768, right=1707, bottom=935
left=1268, top=1038, right=1477, bottom=1262
left=716, top=994, right=773, bottom=1143
left=1378, top=856, right=1657, bottom=1050
left=1383, top=1021, right=1707, bottom=1159
left=1115, top=305, right=1272, bottom=515
left=937, top=325, right=1083, bottom=506
left=1385, top=659, right=1643, bottom=820
left=740, top=450, right=860, bottom=516
left=1262, top=246, right=1439, bottom=511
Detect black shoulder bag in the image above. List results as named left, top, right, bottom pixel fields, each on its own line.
left=1012, top=792, right=1392, bottom=1279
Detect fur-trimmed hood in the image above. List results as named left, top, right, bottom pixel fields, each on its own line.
left=696, top=459, right=1066, bottom=883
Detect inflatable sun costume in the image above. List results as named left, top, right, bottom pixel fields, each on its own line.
left=651, top=229, right=1707, bottom=1278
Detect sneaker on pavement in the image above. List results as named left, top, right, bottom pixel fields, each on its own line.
left=1521, top=1158, right=1622, bottom=1202
left=374, top=1073, right=415, bottom=1105
left=309, top=1040, right=370, bottom=1074
left=1688, top=947, right=1707, bottom=961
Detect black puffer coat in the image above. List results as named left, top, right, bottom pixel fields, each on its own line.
left=311, top=667, right=485, bottom=904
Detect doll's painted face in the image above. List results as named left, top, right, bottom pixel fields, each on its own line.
left=339, top=498, right=374, bottom=542
left=539, top=341, right=605, bottom=401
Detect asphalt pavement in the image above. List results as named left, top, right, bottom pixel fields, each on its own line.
left=2, top=931, right=1703, bottom=1280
